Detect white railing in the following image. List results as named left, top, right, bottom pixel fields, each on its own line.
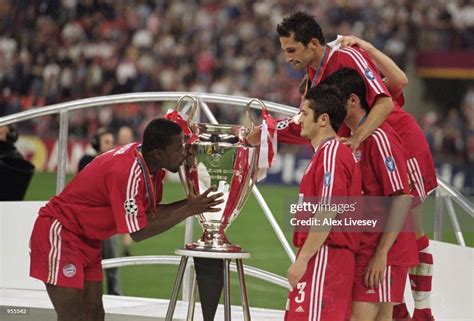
left=1, top=92, right=472, bottom=299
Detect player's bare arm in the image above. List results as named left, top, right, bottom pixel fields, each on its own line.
left=364, top=193, right=412, bottom=289
left=343, top=96, right=393, bottom=151
left=287, top=209, right=335, bottom=288
left=339, top=36, right=408, bottom=98
left=130, top=187, right=224, bottom=242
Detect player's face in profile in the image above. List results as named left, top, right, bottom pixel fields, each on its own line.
left=300, top=101, right=318, bottom=139
left=280, top=34, right=313, bottom=71
left=163, top=134, right=186, bottom=173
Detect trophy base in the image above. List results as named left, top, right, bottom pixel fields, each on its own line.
left=185, top=230, right=242, bottom=252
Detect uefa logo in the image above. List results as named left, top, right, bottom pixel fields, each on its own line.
left=63, top=264, right=77, bottom=278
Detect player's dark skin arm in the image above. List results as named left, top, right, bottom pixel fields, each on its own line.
left=131, top=187, right=224, bottom=242
left=365, top=192, right=412, bottom=289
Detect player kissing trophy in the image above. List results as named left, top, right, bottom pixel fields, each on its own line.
left=165, top=95, right=277, bottom=252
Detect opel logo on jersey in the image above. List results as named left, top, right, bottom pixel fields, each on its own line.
left=323, top=171, right=332, bottom=186
left=385, top=156, right=396, bottom=172
left=364, top=67, right=376, bottom=80
left=63, top=264, right=76, bottom=278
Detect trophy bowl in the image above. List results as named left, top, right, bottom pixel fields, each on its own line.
left=180, top=122, right=259, bottom=252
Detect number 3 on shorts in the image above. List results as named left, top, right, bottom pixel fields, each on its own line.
left=295, top=282, right=307, bottom=303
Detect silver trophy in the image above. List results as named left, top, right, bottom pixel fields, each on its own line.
left=176, top=96, right=266, bottom=252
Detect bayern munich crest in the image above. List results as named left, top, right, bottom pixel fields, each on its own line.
left=63, top=264, right=76, bottom=278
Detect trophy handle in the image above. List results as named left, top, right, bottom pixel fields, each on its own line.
left=175, top=94, right=199, bottom=126
left=245, top=98, right=268, bottom=131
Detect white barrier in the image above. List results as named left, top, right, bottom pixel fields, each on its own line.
left=0, top=201, right=472, bottom=320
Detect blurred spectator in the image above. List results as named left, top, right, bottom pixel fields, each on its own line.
left=0, top=125, right=35, bottom=200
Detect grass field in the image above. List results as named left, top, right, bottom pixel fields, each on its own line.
left=24, top=172, right=473, bottom=310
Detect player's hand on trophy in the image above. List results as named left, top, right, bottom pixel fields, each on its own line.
left=364, top=250, right=387, bottom=290
left=186, top=186, right=224, bottom=215
left=246, top=126, right=261, bottom=146
left=339, top=35, right=374, bottom=52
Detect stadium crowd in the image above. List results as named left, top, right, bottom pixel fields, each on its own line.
left=0, top=0, right=473, bottom=193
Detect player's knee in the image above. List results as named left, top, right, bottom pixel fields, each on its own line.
left=84, top=301, right=105, bottom=321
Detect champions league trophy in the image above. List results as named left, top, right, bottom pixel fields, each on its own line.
left=175, top=95, right=266, bottom=252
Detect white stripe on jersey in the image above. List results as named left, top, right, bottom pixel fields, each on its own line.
left=316, top=246, right=328, bottom=321
left=341, top=47, right=386, bottom=93
left=47, top=219, right=62, bottom=285
left=322, top=141, right=339, bottom=204
left=408, top=158, right=427, bottom=200
left=377, top=129, right=404, bottom=188
left=125, top=160, right=140, bottom=232
left=339, top=48, right=384, bottom=95
left=371, top=129, right=404, bottom=193
left=407, top=159, right=423, bottom=199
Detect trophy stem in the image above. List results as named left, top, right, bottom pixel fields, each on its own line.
left=186, top=229, right=241, bottom=252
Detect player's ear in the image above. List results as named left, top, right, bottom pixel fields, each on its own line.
left=309, top=38, right=321, bottom=49
left=349, top=93, right=360, bottom=108
left=319, top=113, right=330, bottom=127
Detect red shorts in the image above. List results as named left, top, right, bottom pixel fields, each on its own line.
left=352, top=265, right=408, bottom=303
left=406, top=150, right=437, bottom=203
left=284, top=245, right=355, bottom=321
left=29, top=215, right=103, bottom=289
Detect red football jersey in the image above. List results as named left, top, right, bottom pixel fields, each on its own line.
left=38, top=143, right=165, bottom=241
left=293, top=139, right=362, bottom=251
left=278, top=44, right=430, bottom=157
left=357, top=122, right=418, bottom=267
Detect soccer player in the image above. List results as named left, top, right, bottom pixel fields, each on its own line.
left=325, top=68, right=418, bottom=321
left=285, top=84, right=362, bottom=321
left=274, top=14, right=438, bottom=319
left=339, top=36, right=437, bottom=321
left=29, top=118, right=224, bottom=321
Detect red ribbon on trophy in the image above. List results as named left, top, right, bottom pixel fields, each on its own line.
left=257, top=108, right=277, bottom=181
left=164, top=109, right=198, bottom=144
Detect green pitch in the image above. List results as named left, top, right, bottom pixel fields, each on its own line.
left=24, top=172, right=473, bottom=309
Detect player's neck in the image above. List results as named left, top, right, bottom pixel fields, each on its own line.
left=345, top=110, right=366, bottom=132
left=142, top=152, right=159, bottom=174
left=310, top=130, right=336, bottom=150
left=310, top=45, right=327, bottom=69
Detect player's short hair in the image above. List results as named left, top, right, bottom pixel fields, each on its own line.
left=322, top=68, right=370, bottom=111
left=305, top=84, right=346, bottom=132
left=142, top=118, right=182, bottom=153
left=277, top=11, right=325, bottom=46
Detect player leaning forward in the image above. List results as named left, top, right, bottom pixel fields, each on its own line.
left=29, top=118, right=224, bottom=321
left=285, top=84, right=363, bottom=321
